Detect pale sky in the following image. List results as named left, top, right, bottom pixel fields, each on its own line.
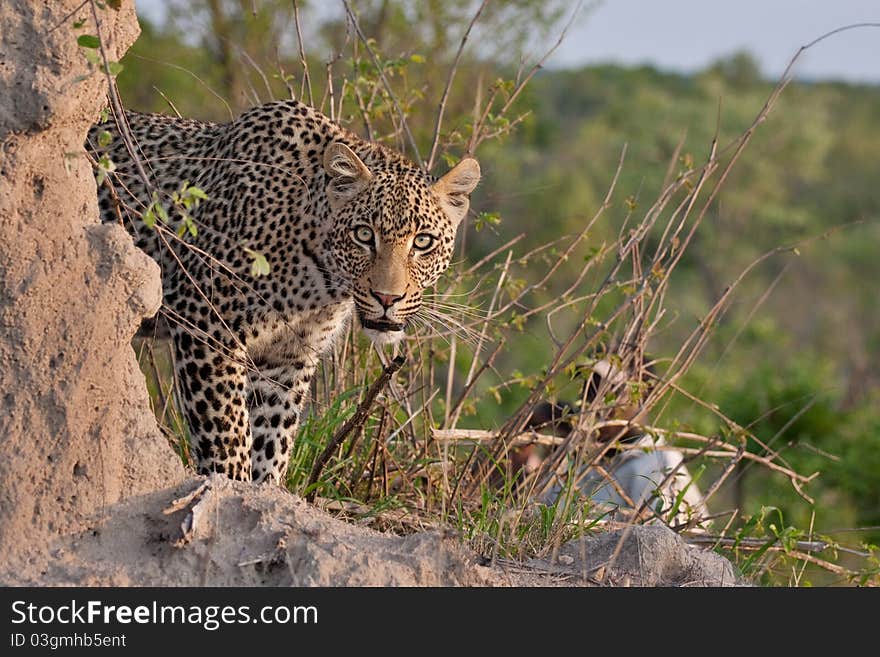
left=136, top=0, right=880, bottom=84
left=554, top=0, right=880, bottom=83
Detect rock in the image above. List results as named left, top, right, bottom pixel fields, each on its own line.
left=540, top=524, right=744, bottom=586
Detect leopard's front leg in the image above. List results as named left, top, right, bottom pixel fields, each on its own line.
left=172, top=327, right=253, bottom=480
left=247, top=358, right=315, bottom=485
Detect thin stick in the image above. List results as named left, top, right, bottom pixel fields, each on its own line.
left=432, top=425, right=816, bottom=484
left=128, top=54, right=234, bottom=120
left=153, top=87, right=183, bottom=118
left=88, top=0, right=152, bottom=192
left=687, top=535, right=832, bottom=554
left=426, top=0, right=490, bottom=171
left=236, top=45, right=274, bottom=103
left=446, top=339, right=505, bottom=426
left=46, top=0, right=89, bottom=34
left=341, top=0, right=423, bottom=168
left=291, top=0, right=313, bottom=105
left=305, top=355, right=405, bottom=502
left=447, top=251, right=511, bottom=428
left=702, top=444, right=745, bottom=504
left=466, top=2, right=581, bottom=154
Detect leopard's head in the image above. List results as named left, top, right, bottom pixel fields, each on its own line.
left=323, top=142, right=480, bottom=345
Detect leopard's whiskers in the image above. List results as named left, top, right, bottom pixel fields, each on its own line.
left=416, top=307, right=484, bottom=347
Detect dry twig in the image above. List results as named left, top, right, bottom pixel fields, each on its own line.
left=306, top=355, right=406, bottom=502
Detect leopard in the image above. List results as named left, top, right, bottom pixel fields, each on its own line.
left=87, top=98, right=480, bottom=486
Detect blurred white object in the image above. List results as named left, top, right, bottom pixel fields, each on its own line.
left=541, top=435, right=709, bottom=529
left=539, top=356, right=710, bottom=529
left=578, top=435, right=709, bottom=528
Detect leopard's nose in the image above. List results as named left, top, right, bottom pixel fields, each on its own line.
left=370, top=289, right=404, bottom=310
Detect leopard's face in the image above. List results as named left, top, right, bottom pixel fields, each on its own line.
left=323, top=143, right=480, bottom=344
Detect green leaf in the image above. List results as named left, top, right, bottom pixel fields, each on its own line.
left=107, top=61, right=124, bottom=76
left=143, top=193, right=171, bottom=230
left=155, top=201, right=169, bottom=223
left=77, top=34, right=101, bottom=49
left=106, top=0, right=123, bottom=9
left=95, top=155, right=115, bottom=186
left=244, top=248, right=271, bottom=277
left=474, top=211, right=501, bottom=232
left=177, top=214, right=198, bottom=238
left=144, top=193, right=168, bottom=227
left=97, top=130, right=112, bottom=148
left=409, top=54, right=425, bottom=64
left=252, top=255, right=270, bottom=277
left=72, top=19, right=86, bottom=29
left=143, top=205, right=157, bottom=229
left=182, top=185, right=209, bottom=202
left=83, top=49, right=101, bottom=66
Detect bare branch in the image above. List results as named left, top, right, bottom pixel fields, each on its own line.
left=340, top=0, right=424, bottom=168
left=426, top=0, right=490, bottom=171
left=291, top=0, right=313, bottom=105
left=306, top=355, right=405, bottom=502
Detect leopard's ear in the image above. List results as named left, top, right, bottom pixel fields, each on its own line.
left=324, top=142, right=372, bottom=207
left=431, top=157, right=481, bottom=227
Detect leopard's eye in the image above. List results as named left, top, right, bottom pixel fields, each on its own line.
left=413, top=233, right=435, bottom=251
left=353, top=225, right=374, bottom=246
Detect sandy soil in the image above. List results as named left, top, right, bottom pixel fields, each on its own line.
left=0, top=475, right=742, bottom=587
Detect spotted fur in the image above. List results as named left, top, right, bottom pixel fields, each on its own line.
left=87, top=99, right=480, bottom=485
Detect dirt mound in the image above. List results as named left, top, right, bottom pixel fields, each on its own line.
left=1, top=476, right=507, bottom=586
left=0, top=0, right=186, bottom=562
left=0, top=476, right=742, bottom=587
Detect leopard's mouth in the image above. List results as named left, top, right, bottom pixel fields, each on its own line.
left=358, top=313, right=406, bottom=346
left=358, top=313, right=405, bottom=333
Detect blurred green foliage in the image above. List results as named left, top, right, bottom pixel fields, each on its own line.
left=475, top=60, right=880, bottom=544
